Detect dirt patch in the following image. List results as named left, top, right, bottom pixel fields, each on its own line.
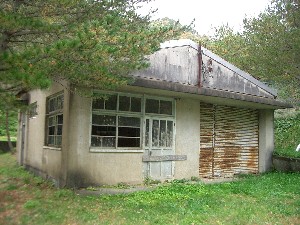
left=0, top=189, right=32, bottom=224
left=76, top=186, right=156, bottom=196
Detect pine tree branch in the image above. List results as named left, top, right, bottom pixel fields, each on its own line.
left=9, top=40, right=45, bottom=45
left=12, top=30, right=56, bottom=37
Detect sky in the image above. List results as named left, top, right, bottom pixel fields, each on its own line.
left=138, top=0, right=271, bottom=35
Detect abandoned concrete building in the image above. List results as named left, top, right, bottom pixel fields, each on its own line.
left=16, top=39, right=291, bottom=187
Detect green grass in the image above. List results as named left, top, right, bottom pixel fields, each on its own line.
left=0, top=153, right=300, bottom=225
left=274, top=110, right=300, bottom=158
left=0, top=136, right=17, bottom=142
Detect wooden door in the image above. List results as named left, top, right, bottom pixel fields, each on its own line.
left=144, top=118, right=175, bottom=180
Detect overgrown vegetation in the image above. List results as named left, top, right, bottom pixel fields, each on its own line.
left=274, top=109, right=300, bottom=158
left=207, top=0, right=300, bottom=103
left=0, top=111, right=17, bottom=138
left=0, top=153, right=299, bottom=225
left=1, top=0, right=189, bottom=111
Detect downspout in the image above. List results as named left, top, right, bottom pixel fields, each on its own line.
left=198, top=45, right=202, bottom=88
left=20, top=112, right=26, bottom=165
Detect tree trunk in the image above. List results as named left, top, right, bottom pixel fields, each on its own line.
left=5, top=110, right=14, bottom=152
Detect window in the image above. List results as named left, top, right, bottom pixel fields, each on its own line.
left=45, top=93, right=64, bottom=147
left=91, top=92, right=175, bottom=150
left=145, top=119, right=174, bottom=149
left=145, top=99, right=173, bottom=115
left=28, top=102, right=38, bottom=118
left=91, top=94, right=142, bottom=149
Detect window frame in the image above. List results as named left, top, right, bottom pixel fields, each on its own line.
left=90, top=92, right=176, bottom=153
left=45, top=92, right=64, bottom=148
left=28, top=102, right=38, bottom=119
left=90, top=92, right=143, bottom=152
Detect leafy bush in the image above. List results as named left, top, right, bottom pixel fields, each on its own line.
left=274, top=110, right=300, bottom=158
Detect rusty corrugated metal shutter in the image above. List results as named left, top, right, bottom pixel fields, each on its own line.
left=199, top=103, right=215, bottom=178
left=200, top=103, right=259, bottom=178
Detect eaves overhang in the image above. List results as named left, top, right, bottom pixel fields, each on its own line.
left=132, top=78, right=292, bottom=109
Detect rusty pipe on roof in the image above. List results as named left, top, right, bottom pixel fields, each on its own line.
left=198, top=45, right=202, bottom=88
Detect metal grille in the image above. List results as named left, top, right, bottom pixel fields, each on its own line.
left=200, top=103, right=259, bottom=178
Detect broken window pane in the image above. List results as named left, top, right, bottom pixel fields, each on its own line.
left=146, top=99, right=159, bottom=114
left=160, top=100, right=173, bottom=115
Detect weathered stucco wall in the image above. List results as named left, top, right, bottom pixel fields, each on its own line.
left=17, top=83, right=66, bottom=183
left=65, top=89, right=202, bottom=186
left=174, top=98, right=200, bottom=179
left=259, top=109, right=275, bottom=172
left=66, top=93, right=144, bottom=186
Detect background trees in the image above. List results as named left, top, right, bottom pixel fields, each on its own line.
left=208, top=0, right=300, bottom=103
